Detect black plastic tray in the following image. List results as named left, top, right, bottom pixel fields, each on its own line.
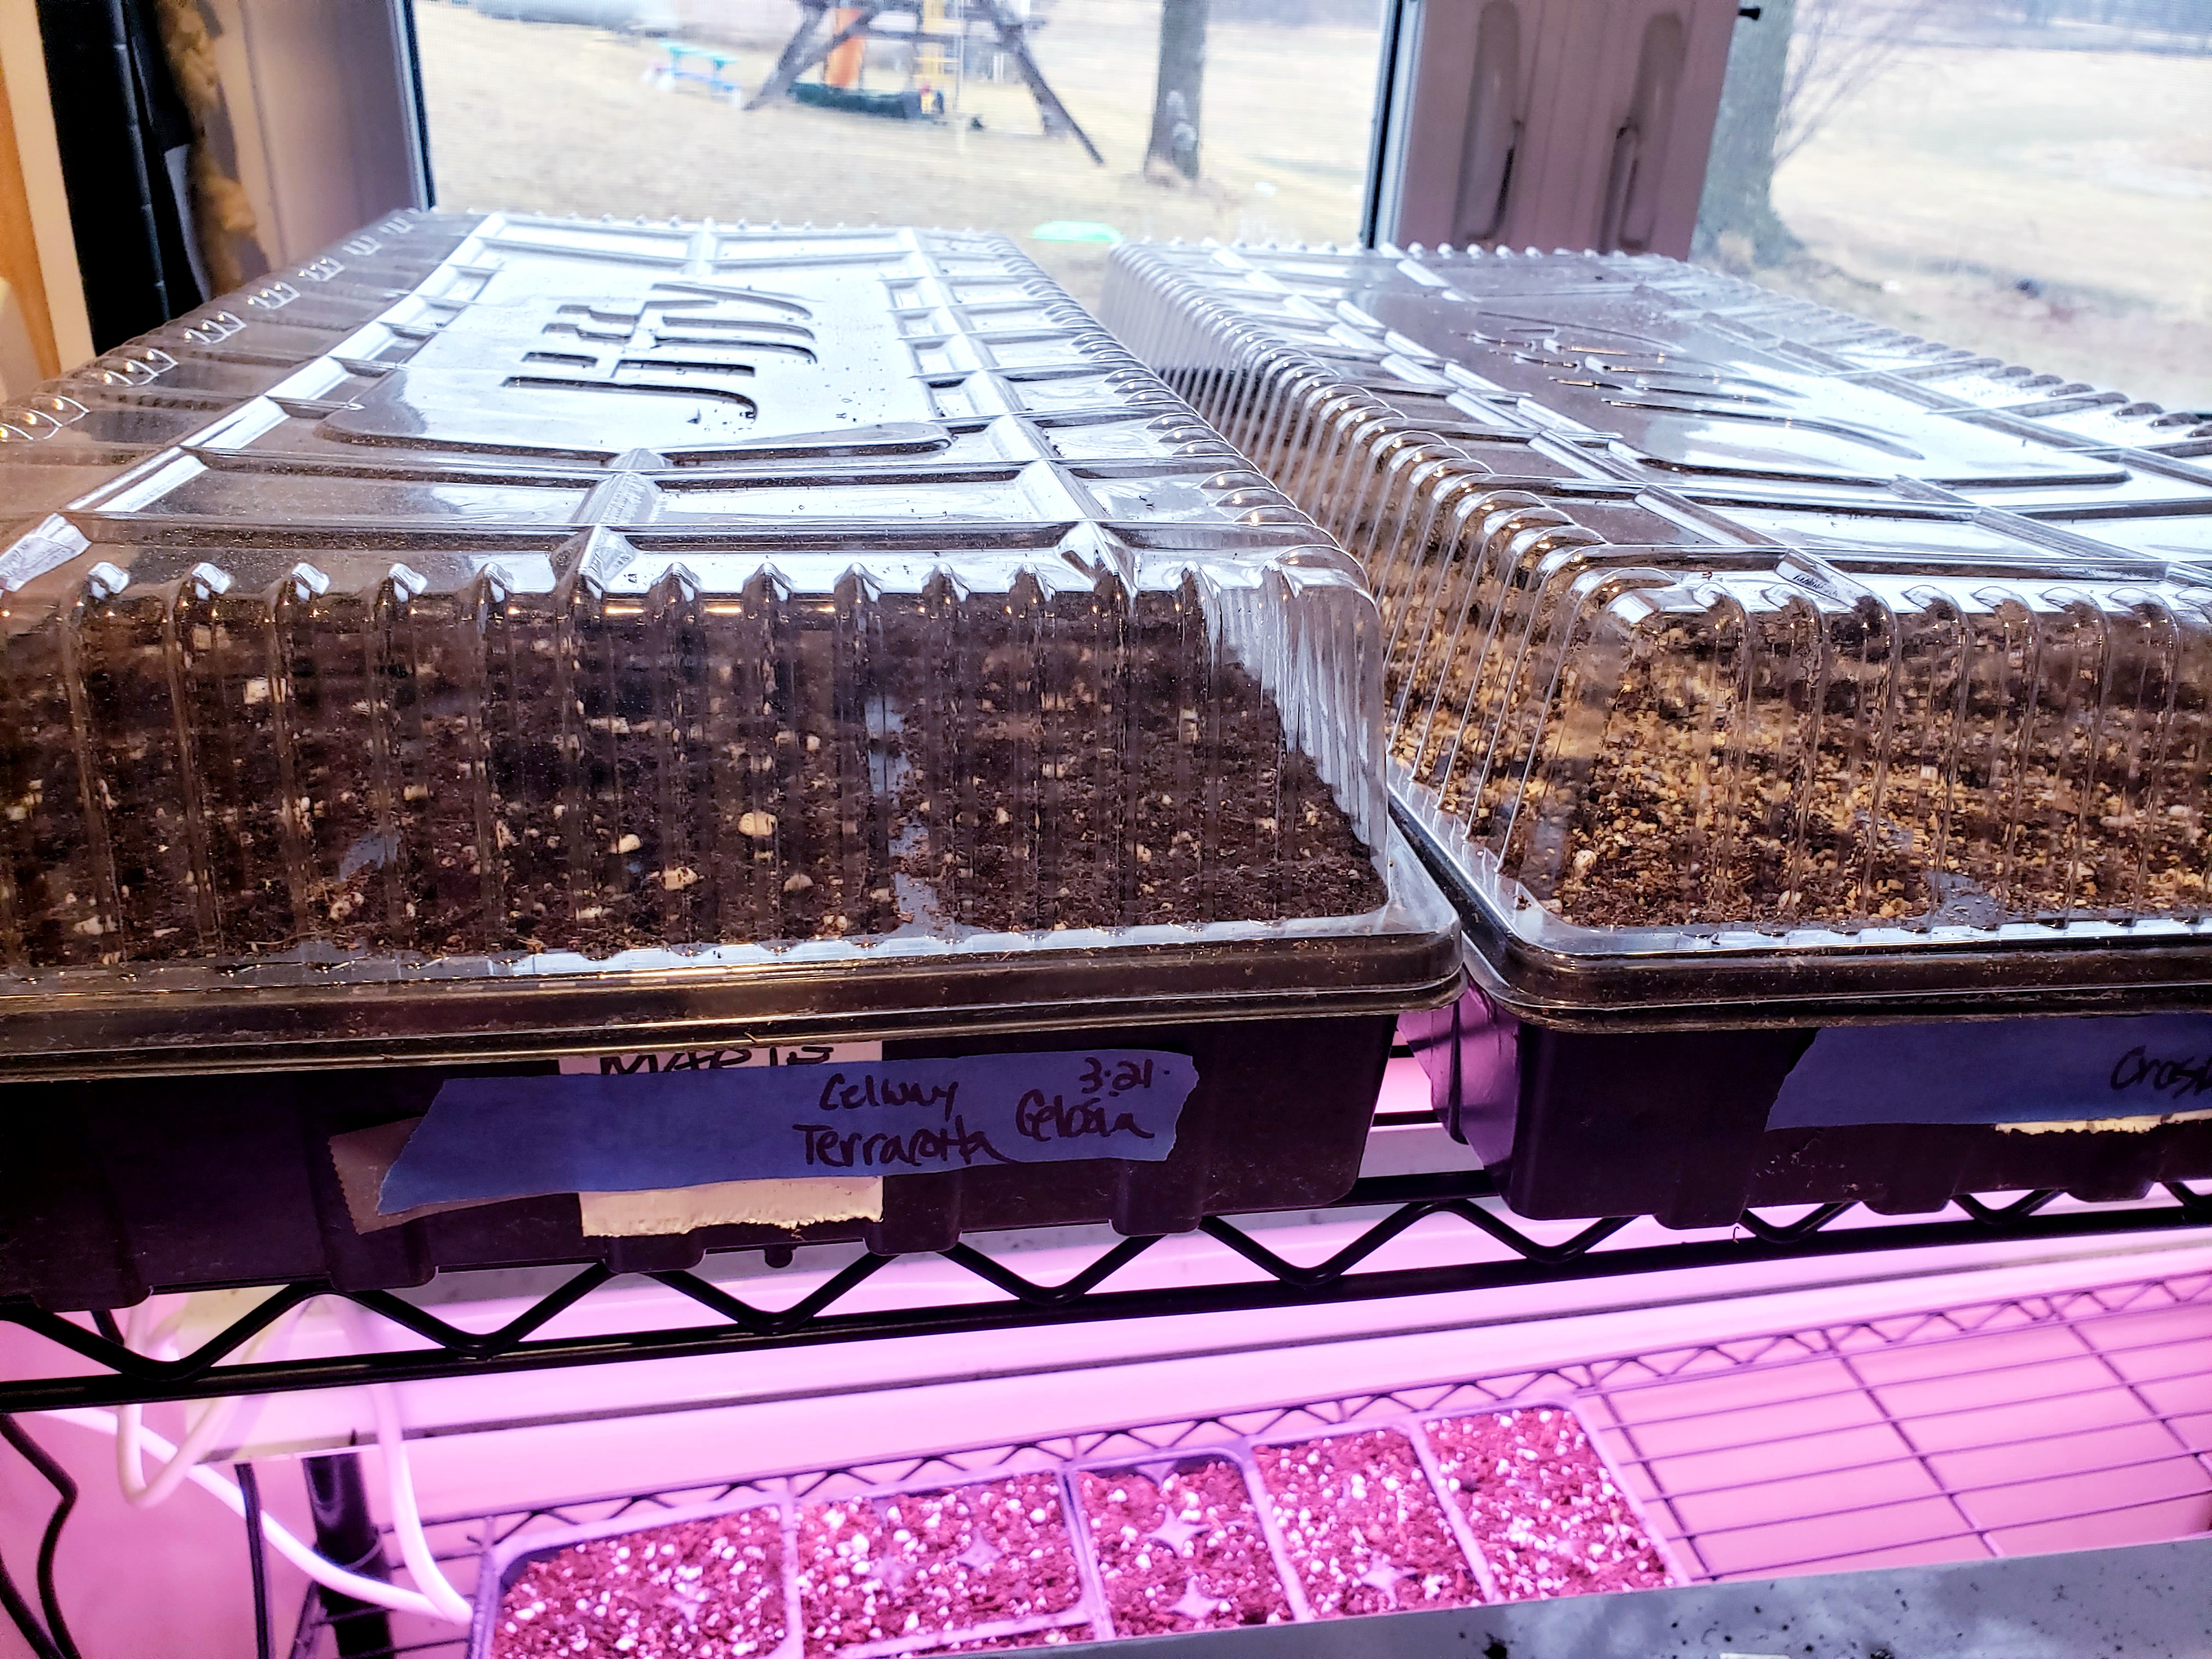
left=1408, top=982, right=2212, bottom=1226
left=0, top=1011, right=1400, bottom=1311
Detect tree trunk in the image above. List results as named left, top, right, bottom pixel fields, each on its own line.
left=1693, top=0, right=1802, bottom=264
left=1146, top=0, right=1210, bottom=181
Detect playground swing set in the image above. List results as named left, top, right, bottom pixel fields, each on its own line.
left=651, top=0, right=1101, bottom=160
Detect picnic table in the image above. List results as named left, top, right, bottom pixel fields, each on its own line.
left=648, top=41, right=742, bottom=100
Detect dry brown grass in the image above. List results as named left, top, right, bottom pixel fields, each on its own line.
left=416, top=3, right=2210, bottom=404
left=1750, top=40, right=2212, bottom=407
left=415, top=0, right=1381, bottom=307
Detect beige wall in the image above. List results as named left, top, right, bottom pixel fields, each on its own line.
left=0, top=5, right=93, bottom=382
left=0, top=58, right=59, bottom=383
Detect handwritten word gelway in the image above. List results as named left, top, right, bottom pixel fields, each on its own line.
left=815, top=1071, right=961, bottom=1118
left=793, top=1118, right=1012, bottom=1169
left=2109, top=1045, right=2212, bottom=1101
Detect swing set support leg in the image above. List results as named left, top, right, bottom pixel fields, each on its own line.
left=978, top=0, right=1103, bottom=164
left=749, top=2, right=886, bottom=109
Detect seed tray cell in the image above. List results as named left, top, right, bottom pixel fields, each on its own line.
left=1249, top=1428, right=1486, bottom=1618
left=1424, top=1407, right=1681, bottom=1601
left=793, top=1474, right=1086, bottom=1656
left=489, top=1502, right=789, bottom=1659
left=1070, top=1458, right=1294, bottom=1636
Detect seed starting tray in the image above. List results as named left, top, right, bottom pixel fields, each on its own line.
left=0, top=217, right=1462, bottom=1077
left=470, top=1396, right=1674, bottom=1657
left=1103, top=240, right=2212, bottom=1024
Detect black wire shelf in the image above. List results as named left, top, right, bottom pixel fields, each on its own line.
left=4, top=1170, right=2208, bottom=1414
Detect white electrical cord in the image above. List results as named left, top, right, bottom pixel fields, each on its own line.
left=65, top=1295, right=475, bottom=1627
left=114, top=1299, right=301, bottom=1508
left=369, top=1385, right=475, bottom=1625
left=44, top=1409, right=455, bottom=1623
left=329, top=1298, right=477, bottom=1626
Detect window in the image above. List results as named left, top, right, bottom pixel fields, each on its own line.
left=1692, top=0, right=2212, bottom=407
left=411, top=0, right=1392, bottom=308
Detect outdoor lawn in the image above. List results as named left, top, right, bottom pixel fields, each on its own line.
left=414, top=0, right=2211, bottom=404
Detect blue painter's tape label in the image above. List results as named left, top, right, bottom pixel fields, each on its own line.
left=1767, top=1014, right=2212, bottom=1131
left=380, top=1049, right=1198, bottom=1214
